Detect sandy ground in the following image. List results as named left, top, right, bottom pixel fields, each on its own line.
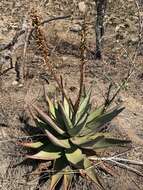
left=0, top=0, right=143, bottom=189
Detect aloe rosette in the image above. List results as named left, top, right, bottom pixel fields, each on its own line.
left=20, top=88, right=130, bottom=190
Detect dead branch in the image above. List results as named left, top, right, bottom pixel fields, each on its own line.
left=95, top=0, right=107, bottom=59
left=90, top=156, right=143, bottom=177
left=0, top=67, right=14, bottom=76
left=74, top=14, right=87, bottom=112
left=134, top=0, right=143, bottom=42
left=0, top=30, right=25, bottom=52
left=39, top=15, right=71, bottom=26
left=110, top=160, right=143, bottom=177
left=90, top=156, right=143, bottom=166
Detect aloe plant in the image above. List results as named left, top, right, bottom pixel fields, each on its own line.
left=20, top=87, right=130, bottom=190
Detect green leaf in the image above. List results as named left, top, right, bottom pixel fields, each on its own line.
left=26, top=144, right=62, bottom=160
left=54, top=105, right=66, bottom=131
left=44, top=91, right=56, bottom=118
left=83, top=157, right=104, bottom=189
left=71, top=132, right=107, bottom=145
left=33, top=118, right=63, bottom=138
left=69, top=113, right=88, bottom=136
left=32, top=104, right=65, bottom=135
left=58, top=103, right=74, bottom=134
left=78, top=136, right=105, bottom=149
left=78, top=135, right=130, bottom=150
left=45, top=129, right=71, bottom=149
left=87, top=105, right=104, bottom=124
left=50, top=157, right=68, bottom=190
left=75, top=89, right=91, bottom=124
left=19, top=141, right=43, bottom=148
left=64, top=97, right=70, bottom=118
left=93, top=138, right=131, bottom=149
left=86, top=106, right=125, bottom=132
left=65, top=146, right=84, bottom=167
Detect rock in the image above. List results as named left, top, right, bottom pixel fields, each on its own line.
left=62, top=56, right=68, bottom=61
left=70, top=24, right=82, bottom=33
left=18, top=83, right=23, bottom=88
left=122, top=54, right=128, bottom=59
left=12, top=80, right=18, bottom=86
left=131, top=37, right=138, bottom=43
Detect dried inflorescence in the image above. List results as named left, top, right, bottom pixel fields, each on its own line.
left=30, top=9, right=67, bottom=99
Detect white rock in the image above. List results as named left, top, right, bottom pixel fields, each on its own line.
left=18, top=83, right=24, bottom=88
left=62, top=56, right=68, bottom=61
left=12, top=80, right=18, bottom=86
left=70, top=24, right=82, bottom=33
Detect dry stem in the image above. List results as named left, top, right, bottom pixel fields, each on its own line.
left=30, top=9, right=68, bottom=100
left=74, top=14, right=87, bottom=112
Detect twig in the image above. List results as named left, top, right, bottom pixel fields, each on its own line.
left=134, top=0, right=143, bottom=43
left=74, top=13, right=87, bottom=112
left=110, top=160, right=143, bottom=177
left=0, top=134, right=48, bottom=143
left=112, top=158, right=143, bottom=166
left=0, top=30, right=25, bottom=52
left=90, top=156, right=143, bottom=166
left=0, top=67, right=14, bottom=76
left=103, top=43, right=139, bottom=111
left=90, top=156, right=143, bottom=176
left=40, top=15, right=71, bottom=26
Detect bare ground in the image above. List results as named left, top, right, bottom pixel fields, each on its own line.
left=0, top=0, right=143, bottom=190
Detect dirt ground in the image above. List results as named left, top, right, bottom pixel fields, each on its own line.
left=0, top=0, right=143, bottom=190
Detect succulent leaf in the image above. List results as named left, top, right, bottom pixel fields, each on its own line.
left=71, top=132, right=109, bottom=145
left=92, top=138, right=131, bottom=149
left=69, top=113, right=88, bottom=136
left=87, top=105, right=104, bottom=124
left=86, top=106, right=125, bottom=132
left=83, top=157, right=104, bottom=189
left=50, top=158, right=68, bottom=190
left=26, top=144, right=62, bottom=160
left=64, top=97, right=70, bottom=118
left=79, top=136, right=105, bottom=149
left=65, top=146, right=84, bottom=167
left=75, top=89, right=91, bottom=124
left=45, top=129, right=71, bottom=149
left=58, top=102, right=74, bottom=134
left=50, top=173, right=63, bottom=190
left=78, top=135, right=130, bottom=150
left=44, top=91, right=56, bottom=118
left=63, top=168, right=73, bottom=190
left=20, top=141, right=44, bottom=148
left=32, top=104, right=65, bottom=135
left=54, top=105, right=67, bottom=131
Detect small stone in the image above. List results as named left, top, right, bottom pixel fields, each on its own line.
left=131, top=37, right=138, bottom=43
left=62, top=56, right=68, bottom=61
left=70, top=24, right=82, bottom=33
left=12, top=80, right=18, bottom=86
left=18, top=83, right=24, bottom=88
left=117, top=96, right=126, bottom=103
left=122, top=54, right=128, bottom=59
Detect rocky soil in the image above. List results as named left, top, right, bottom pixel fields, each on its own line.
left=0, top=0, right=143, bottom=190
